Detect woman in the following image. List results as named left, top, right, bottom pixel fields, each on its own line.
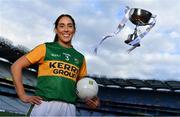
left=11, top=14, right=100, bottom=116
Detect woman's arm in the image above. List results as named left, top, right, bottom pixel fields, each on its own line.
left=11, top=55, right=42, bottom=105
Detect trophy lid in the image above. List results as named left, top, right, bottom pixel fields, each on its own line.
left=129, top=8, right=152, bottom=26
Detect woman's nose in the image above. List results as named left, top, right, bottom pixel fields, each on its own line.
left=64, top=26, right=68, bottom=31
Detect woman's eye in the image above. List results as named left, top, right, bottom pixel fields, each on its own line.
left=68, top=25, right=73, bottom=28
left=59, top=25, right=64, bottom=28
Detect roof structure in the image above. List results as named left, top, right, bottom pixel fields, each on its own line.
left=88, top=75, right=180, bottom=92
left=0, top=37, right=38, bottom=70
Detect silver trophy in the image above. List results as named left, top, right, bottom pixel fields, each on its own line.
left=94, top=6, right=156, bottom=54
left=129, top=8, right=153, bottom=26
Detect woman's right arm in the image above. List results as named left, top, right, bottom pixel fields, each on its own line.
left=11, top=55, right=42, bottom=105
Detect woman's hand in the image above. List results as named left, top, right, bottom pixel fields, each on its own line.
left=19, top=94, right=42, bottom=105
left=85, top=97, right=100, bottom=109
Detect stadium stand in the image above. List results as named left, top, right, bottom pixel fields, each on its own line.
left=0, top=37, right=180, bottom=116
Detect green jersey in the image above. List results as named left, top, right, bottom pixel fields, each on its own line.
left=25, top=42, right=87, bottom=104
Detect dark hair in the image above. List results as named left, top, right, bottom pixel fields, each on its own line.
left=53, top=14, right=76, bottom=42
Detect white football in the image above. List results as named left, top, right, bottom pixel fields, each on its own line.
left=76, top=78, right=98, bottom=99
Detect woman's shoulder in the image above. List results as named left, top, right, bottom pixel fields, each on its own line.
left=72, top=48, right=85, bottom=58
left=44, top=42, right=56, bottom=45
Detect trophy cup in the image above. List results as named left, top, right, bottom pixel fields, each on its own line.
left=129, top=8, right=153, bottom=26
left=94, top=6, right=156, bottom=54
left=124, top=8, right=156, bottom=52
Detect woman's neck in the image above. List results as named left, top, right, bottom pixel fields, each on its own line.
left=58, top=41, right=72, bottom=48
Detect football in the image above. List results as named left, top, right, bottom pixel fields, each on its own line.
left=76, top=77, right=98, bottom=99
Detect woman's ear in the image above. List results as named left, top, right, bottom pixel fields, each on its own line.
left=54, top=28, right=57, bottom=34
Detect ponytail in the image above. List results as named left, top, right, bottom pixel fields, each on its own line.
left=54, top=34, right=58, bottom=42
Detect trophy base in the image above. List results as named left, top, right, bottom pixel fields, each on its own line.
left=124, top=34, right=140, bottom=47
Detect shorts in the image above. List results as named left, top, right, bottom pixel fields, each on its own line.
left=29, top=100, right=76, bottom=116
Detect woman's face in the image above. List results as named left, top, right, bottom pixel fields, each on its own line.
left=55, top=16, right=75, bottom=44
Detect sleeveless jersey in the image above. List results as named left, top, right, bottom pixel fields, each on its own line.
left=25, top=42, right=87, bottom=104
